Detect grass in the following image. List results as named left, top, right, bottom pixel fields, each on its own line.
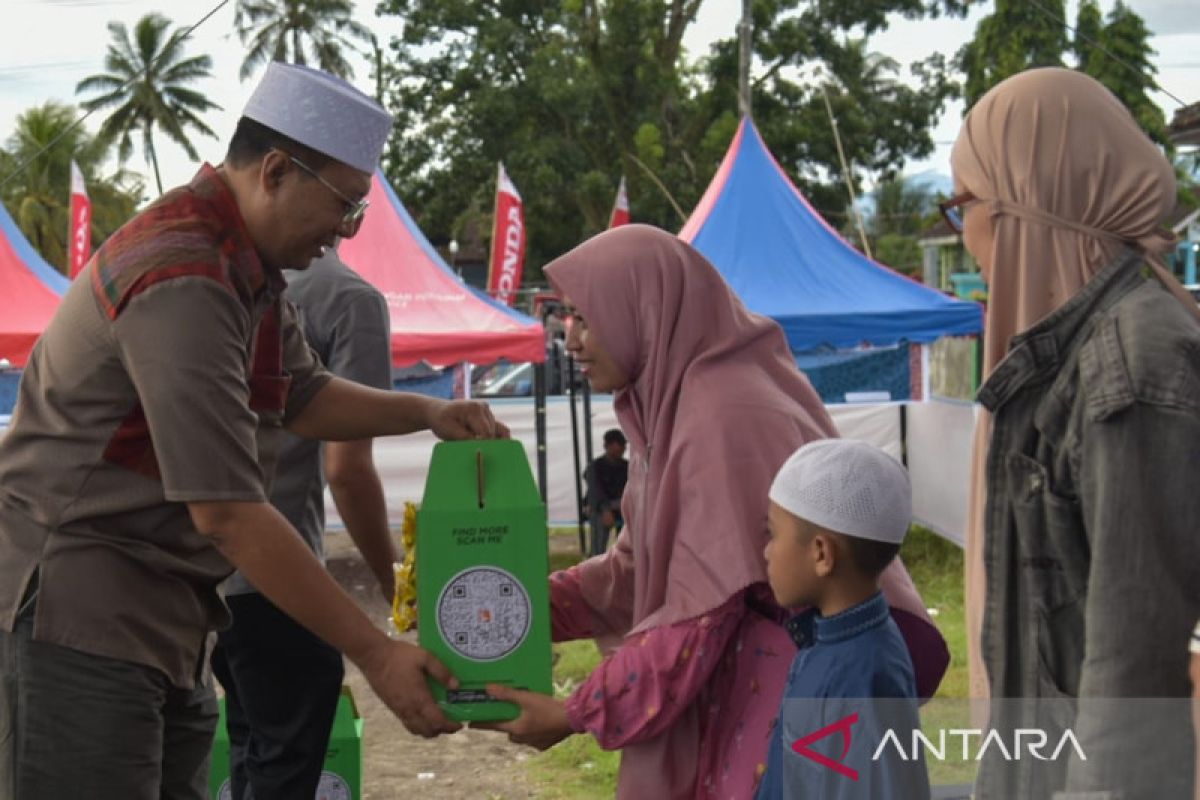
left=899, top=525, right=968, bottom=701
left=527, top=525, right=971, bottom=794
left=528, top=529, right=624, bottom=797
left=898, top=526, right=976, bottom=785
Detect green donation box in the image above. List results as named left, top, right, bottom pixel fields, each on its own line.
left=208, top=686, right=363, bottom=799
left=417, top=439, right=552, bottom=722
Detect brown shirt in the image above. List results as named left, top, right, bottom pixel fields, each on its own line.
left=0, top=165, right=330, bottom=688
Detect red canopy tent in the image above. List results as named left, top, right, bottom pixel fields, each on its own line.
left=0, top=201, right=68, bottom=367
left=338, top=173, right=544, bottom=368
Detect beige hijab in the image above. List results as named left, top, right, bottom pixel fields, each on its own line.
left=953, top=67, right=1199, bottom=700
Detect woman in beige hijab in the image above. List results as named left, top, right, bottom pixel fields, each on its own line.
left=951, top=67, right=1200, bottom=798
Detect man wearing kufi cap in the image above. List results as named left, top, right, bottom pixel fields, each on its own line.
left=0, top=63, right=499, bottom=799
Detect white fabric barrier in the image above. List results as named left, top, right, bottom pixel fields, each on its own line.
left=906, top=399, right=978, bottom=547
left=328, top=397, right=916, bottom=528
left=333, top=396, right=617, bottom=530
left=2, top=398, right=974, bottom=545
left=826, top=403, right=902, bottom=462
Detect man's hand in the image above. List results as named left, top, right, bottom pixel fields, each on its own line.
left=358, top=639, right=462, bottom=738
left=427, top=399, right=510, bottom=441
left=600, top=508, right=617, bottom=529
left=469, top=683, right=573, bottom=750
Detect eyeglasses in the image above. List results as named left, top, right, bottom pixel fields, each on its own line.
left=938, top=191, right=979, bottom=234
left=287, top=154, right=369, bottom=236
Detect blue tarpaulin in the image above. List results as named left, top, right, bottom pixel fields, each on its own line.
left=680, top=118, right=982, bottom=352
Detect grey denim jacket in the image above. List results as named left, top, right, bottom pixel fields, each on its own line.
left=974, top=251, right=1200, bottom=800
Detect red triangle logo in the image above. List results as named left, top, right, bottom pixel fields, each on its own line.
left=790, top=711, right=860, bottom=781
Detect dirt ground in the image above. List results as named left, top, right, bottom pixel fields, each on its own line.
left=324, top=533, right=544, bottom=800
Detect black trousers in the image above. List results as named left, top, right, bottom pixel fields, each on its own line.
left=1, top=598, right=216, bottom=800
left=211, top=592, right=344, bottom=800
left=589, top=511, right=624, bottom=557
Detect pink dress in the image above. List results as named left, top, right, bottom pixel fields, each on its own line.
left=551, top=570, right=947, bottom=799
left=554, top=570, right=808, bottom=799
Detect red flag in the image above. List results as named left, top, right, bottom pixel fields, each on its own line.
left=68, top=161, right=92, bottom=279
left=487, top=162, right=526, bottom=306
left=608, top=176, right=630, bottom=228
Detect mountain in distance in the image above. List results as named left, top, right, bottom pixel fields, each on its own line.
left=854, top=169, right=953, bottom=219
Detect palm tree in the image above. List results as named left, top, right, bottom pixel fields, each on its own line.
left=75, top=13, right=221, bottom=195
left=234, top=0, right=373, bottom=81
left=869, top=177, right=935, bottom=241
left=1, top=102, right=144, bottom=274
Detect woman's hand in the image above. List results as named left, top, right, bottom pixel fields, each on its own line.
left=470, top=684, right=574, bottom=750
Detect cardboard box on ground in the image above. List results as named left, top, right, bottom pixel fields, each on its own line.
left=208, top=686, right=363, bottom=799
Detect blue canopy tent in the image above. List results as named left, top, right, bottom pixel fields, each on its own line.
left=680, top=118, right=982, bottom=401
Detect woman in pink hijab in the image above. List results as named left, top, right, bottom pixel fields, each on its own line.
left=951, top=68, right=1200, bottom=797
left=478, top=225, right=948, bottom=798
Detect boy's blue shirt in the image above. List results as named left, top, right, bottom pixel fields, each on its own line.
left=755, top=591, right=931, bottom=800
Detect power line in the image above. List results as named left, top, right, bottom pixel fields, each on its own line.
left=1028, top=0, right=1188, bottom=108
left=0, top=0, right=230, bottom=192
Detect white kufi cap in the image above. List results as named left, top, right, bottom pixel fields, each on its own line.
left=243, top=62, right=393, bottom=173
left=769, top=439, right=911, bottom=545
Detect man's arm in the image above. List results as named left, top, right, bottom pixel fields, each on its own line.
left=189, top=499, right=457, bottom=738
left=325, top=438, right=395, bottom=599
left=287, top=376, right=507, bottom=442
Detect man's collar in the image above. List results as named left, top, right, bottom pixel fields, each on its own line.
left=189, top=164, right=287, bottom=298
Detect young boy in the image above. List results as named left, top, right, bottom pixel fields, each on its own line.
left=757, top=439, right=930, bottom=800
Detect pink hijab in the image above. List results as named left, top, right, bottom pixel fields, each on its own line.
left=545, top=224, right=836, bottom=634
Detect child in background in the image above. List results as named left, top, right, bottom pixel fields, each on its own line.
left=583, top=428, right=628, bottom=556
left=757, top=439, right=930, bottom=800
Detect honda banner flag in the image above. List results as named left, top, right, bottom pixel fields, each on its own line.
left=608, top=176, right=630, bottom=228
left=487, top=162, right=526, bottom=306
left=68, top=160, right=92, bottom=279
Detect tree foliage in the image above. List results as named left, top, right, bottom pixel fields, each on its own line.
left=865, top=176, right=937, bottom=275
left=0, top=102, right=144, bottom=274
left=234, top=0, right=374, bottom=81
left=868, top=175, right=935, bottom=241
left=75, top=13, right=220, bottom=195
left=376, top=0, right=960, bottom=279
left=960, top=0, right=1068, bottom=108
left=1075, top=1, right=1167, bottom=147
left=963, top=0, right=1166, bottom=149
left=1073, top=0, right=1104, bottom=74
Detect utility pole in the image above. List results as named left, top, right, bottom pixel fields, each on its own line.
left=737, top=0, right=752, bottom=118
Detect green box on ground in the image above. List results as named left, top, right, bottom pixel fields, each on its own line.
left=208, top=685, right=363, bottom=799
left=417, top=439, right=552, bottom=722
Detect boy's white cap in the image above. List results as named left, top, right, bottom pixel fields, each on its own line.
left=243, top=62, right=393, bottom=174
left=769, top=439, right=911, bottom=545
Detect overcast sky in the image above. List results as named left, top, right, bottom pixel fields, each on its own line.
left=2, top=0, right=1197, bottom=196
